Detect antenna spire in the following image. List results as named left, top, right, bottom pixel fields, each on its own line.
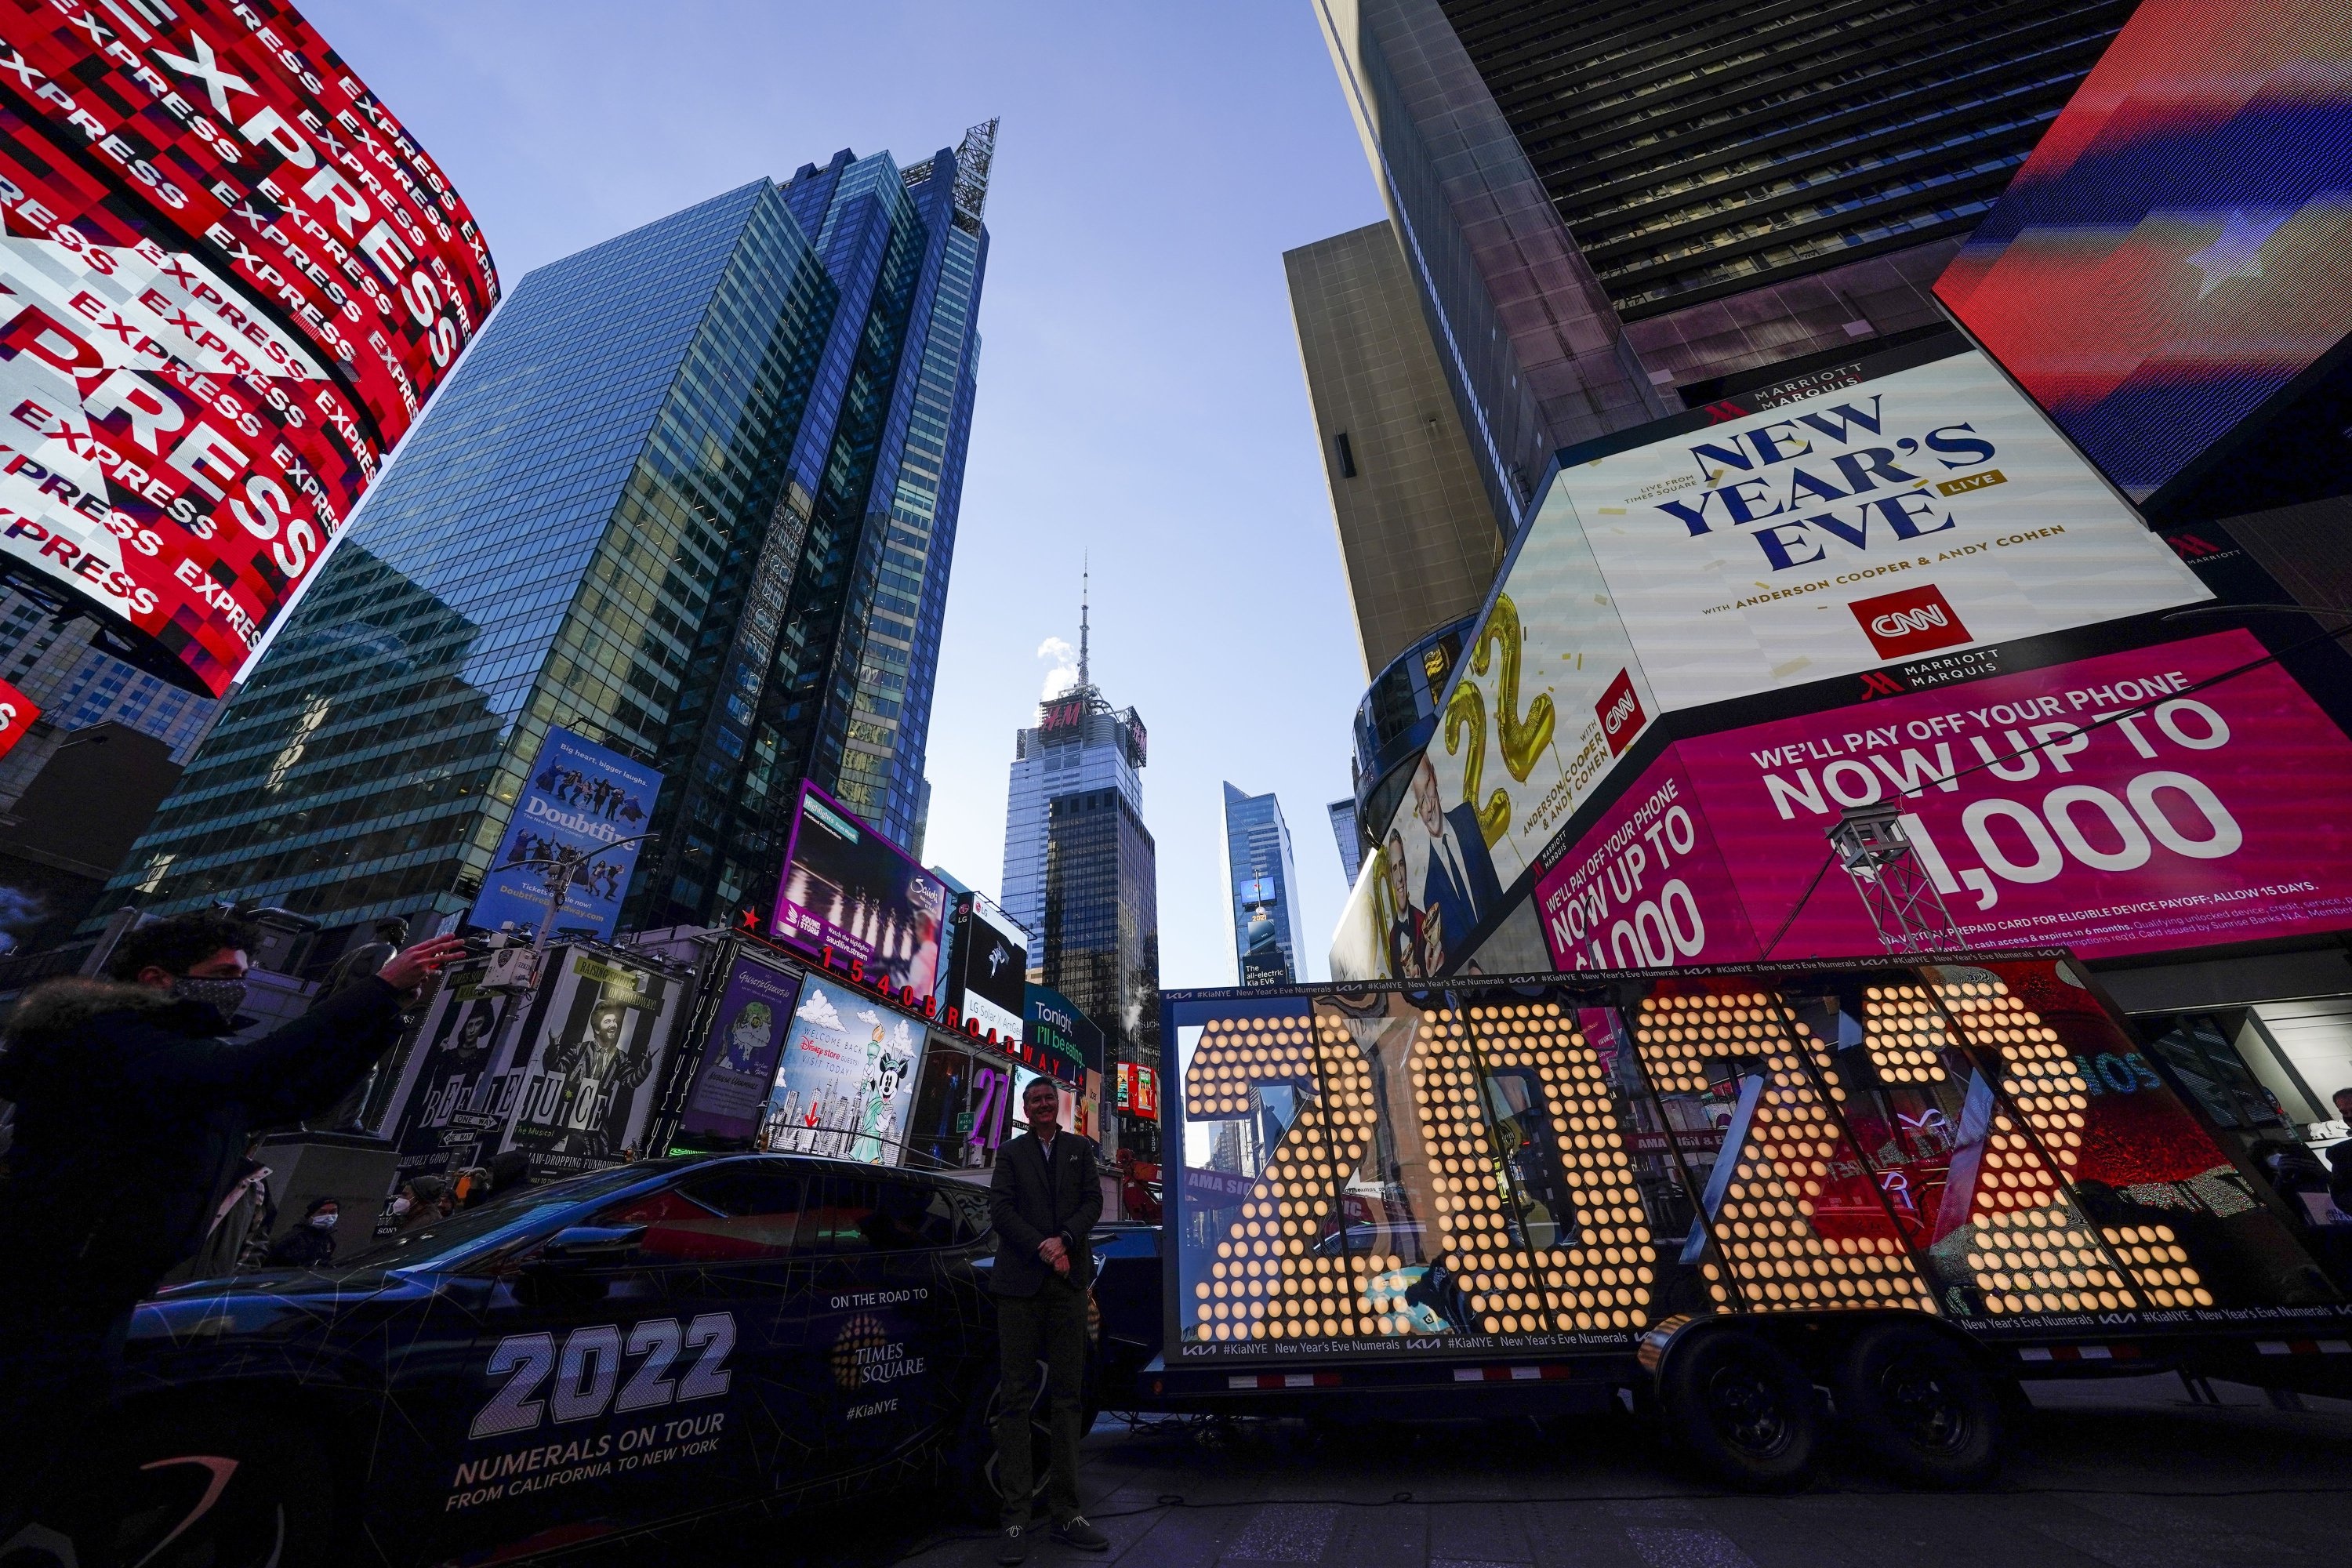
left=1078, top=554, right=1091, bottom=693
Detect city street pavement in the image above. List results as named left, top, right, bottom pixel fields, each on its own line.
left=605, top=1375, right=2352, bottom=1568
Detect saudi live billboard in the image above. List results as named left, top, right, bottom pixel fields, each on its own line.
left=0, top=0, right=496, bottom=694
left=1935, top=0, right=2352, bottom=514
left=1534, top=631, right=2352, bottom=969
left=1330, top=333, right=2209, bottom=982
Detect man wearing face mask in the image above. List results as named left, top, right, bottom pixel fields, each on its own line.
left=263, top=1196, right=343, bottom=1269
left=0, top=909, right=466, bottom=1497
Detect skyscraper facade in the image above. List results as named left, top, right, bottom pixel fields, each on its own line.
left=1327, top=798, right=1364, bottom=890
left=1286, top=222, right=1503, bottom=680
left=1042, top=786, right=1160, bottom=1075
left=95, top=127, right=994, bottom=947
left=1000, top=596, right=1146, bottom=946
left=1001, top=593, right=1158, bottom=1086
left=1312, top=0, right=2123, bottom=525
left=1224, top=783, right=1308, bottom=987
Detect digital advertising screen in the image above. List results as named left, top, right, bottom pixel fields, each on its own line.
left=773, top=781, right=945, bottom=998
left=0, top=673, right=35, bottom=760
left=470, top=726, right=663, bottom=941
left=1934, top=0, right=2352, bottom=510
left=1165, top=964, right=2342, bottom=1367
left=760, top=974, right=924, bottom=1165
left=1555, top=341, right=2210, bottom=713
left=950, top=891, right=1029, bottom=1040
left=0, top=0, right=496, bottom=693
left=1533, top=630, right=2352, bottom=968
left=1024, top=982, right=1098, bottom=1086
left=677, top=948, right=804, bottom=1143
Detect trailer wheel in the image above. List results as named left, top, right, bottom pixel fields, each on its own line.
left=1833, top=1322, right=2002, bottom=1488
left=1657, top=1327, right=1820, bottom=1490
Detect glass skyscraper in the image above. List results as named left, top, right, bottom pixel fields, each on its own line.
left=1043, top=786, right=1160, bottom=1076
left=93, top=125, right=994, bottom=946
left=1224, top=783, right=1308, bottom=987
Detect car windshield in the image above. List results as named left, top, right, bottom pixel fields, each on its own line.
left=336, top=1167, right=670, bottom=1272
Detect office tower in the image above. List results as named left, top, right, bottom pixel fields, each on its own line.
left=0, top=588, right=219, bottom=809
left=1000, top=584, right=1147, bottom=944
left=1224, top=784, right=1308, bottom=987
left=95, top=127, right=996, bottom=948
left=1287, top=223, right=1504, bottom=678
left=1328, top=798, right=1364, bottom=889
left=1042, top=785, right=1160, bottom=1076
left=1313, top=0, right=2124, bottom=519
left=1003, top=585, right=1158, bottom=1078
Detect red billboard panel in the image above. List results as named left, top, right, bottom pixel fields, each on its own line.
left=1934, top=0, right=2352, bottom=510
left=0, top=0, right=495, bottom=693
left=0, top=673, right=35, bottom=760
left=1540, top=631, right=2352, bottom=967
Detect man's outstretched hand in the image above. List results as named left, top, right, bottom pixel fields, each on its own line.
left=378, top=934, right=472, bottom=993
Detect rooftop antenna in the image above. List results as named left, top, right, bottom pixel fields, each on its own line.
left=1078, top=554, right=1091, bottom=695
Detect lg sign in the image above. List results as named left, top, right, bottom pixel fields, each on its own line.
left=1849, top=583, right=1972, bottom=660
left=1595, top=669, right=1646, bottom=757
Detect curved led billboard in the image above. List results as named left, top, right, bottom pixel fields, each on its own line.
left=1934, top=0, right=2352, bottom=511
left=0, top=0, right=496, bottom=693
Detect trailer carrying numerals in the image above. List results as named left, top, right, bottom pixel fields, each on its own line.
left=1152, top=952, right=2351, bottom=1487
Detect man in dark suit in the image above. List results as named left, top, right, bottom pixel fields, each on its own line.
left=987, top=1076, right=1108, bottom=1562
left=1413, top=757, right=1502, bottom=963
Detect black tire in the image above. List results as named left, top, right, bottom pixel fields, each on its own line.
left=1657, top=1327, right=1821, bottom=1491
left=1833, top=1322, right=2003, bottom=1488
left=19, top=1405, right=338, bottom=1568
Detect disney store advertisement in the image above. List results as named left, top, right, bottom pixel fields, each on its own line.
left=760, top=975, right=924, bottom=1165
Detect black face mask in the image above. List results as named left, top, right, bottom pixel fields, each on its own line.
left=173, top=975, right=249, bottom=1018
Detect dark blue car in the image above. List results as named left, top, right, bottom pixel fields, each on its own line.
left=15, top=1155, right=1080, bottom=1567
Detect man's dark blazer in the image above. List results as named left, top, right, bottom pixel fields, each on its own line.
left=987, top=1128, right=1102, bottom=1297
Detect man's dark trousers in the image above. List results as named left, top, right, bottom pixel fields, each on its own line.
left=987, top=1126, right=1102, bottom=1529
left=993, top=1269, right=1088, bottom=1526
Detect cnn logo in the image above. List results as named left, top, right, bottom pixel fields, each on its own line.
left=1849, top=584, right=1971, bottom=659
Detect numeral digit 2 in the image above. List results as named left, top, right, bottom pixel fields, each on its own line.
left=471, top=1314, right=735, bottom=1439
left=470, top=1332, right=556, bottom=1439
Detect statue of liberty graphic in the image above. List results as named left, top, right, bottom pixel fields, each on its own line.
left=850, top=1018, right=915, bottom=1164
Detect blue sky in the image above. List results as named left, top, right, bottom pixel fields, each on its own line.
left=307, top=2, right=1386, bottom=989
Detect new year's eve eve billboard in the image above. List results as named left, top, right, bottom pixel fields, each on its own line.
left=1535, top=631, right=2352, bottom=968
left=0, top=0, right=496, bottom=692
left=1934, top=0, right=2352, bottom=510
left=1327, top=334, right=2210, bottom=984
left=1557, top=341, right=2210, bottom=713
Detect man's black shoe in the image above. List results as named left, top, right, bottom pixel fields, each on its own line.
left=1053, top=1516, right=1111, bottom=1552
left=998, top=1525, right=1030, bottom=1564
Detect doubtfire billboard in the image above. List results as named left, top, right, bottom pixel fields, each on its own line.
left=0, top=0, right=496, bottom=694
left=1331, top=334, right=2221, bottom=982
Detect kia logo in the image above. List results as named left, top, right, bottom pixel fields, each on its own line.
left=1868, top=604, right=1949, bottom=639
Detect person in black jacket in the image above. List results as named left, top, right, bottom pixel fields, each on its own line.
left=263, top=1196, right=342, bottom=1269
left=0, top=909, right=464, bottom=1501
left=987, top=1076, right=1107, bottom=1563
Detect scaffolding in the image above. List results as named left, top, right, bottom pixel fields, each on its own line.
left=1828, top=803, right=1962, bottom=953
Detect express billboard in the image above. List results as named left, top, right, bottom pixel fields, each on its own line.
left=772, top=781, right=945, bottom=998
left=1534, top=630, right=2352, bottom=968
left=1934, top=0, right=2352, bottom=511
left=0, top=0, right=495, bottom=693
left=470, top=726, right=662, bottom=942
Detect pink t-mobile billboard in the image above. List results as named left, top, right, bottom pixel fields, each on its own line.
left=1537, top=630, right=2352, bottom=967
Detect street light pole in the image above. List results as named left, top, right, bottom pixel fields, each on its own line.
left=503, top=831, right=660, bottom=959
